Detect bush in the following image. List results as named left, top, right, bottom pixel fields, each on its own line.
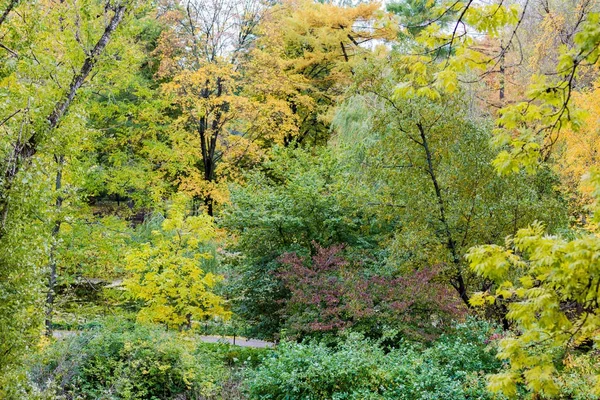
left=246, top=319, right=503, bottom=400
left=247, top=334, right=387, bottom=399
left=29, top=318, right=228, bottom=399
left=383, top=319, right=503, bottom=400
left=207, top=345, right=272, bottom=369
left=278, top=244, right=465, bottom=341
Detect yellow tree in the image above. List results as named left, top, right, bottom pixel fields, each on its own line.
left=124, top=195, right=229, bottom=330
left=153, top=0, right=396, bottom=215
left=552, top=83, right=600, bottom=223
left=154, top=0, right=297, bottom=215
left=252, top=0, right=397, bottom=145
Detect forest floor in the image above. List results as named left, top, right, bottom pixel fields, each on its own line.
left=52, top=330, right=274, bottom=348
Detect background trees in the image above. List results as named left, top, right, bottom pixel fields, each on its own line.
left=153, top=0, right=292, bottom=216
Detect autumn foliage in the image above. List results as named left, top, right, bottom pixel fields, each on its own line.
left=278, top=244, right=465, bottom=338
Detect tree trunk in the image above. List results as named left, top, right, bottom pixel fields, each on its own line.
left=417, top=122, right=470, bottom=307
left=499, top=44, right=505, bottom=101
left=45, top=156, right=64, bottom=337
left=197, top=78, right=224, bottom=217
left=0, top=0, right=19, bottom=28
left=0, top=3, right=127, bottom=237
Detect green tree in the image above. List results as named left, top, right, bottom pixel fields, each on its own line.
left=221, top=146, right=386, bottom=338
left=332, top=57, right=567, bottom=310
left=0, top=0, right=144, bottom=391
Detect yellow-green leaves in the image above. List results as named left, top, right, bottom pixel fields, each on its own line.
left=463, top=3, right=520, bottom=38
left=487, top=371, right=520, bottom=398
left=467, top=244, right=513, bottom=283
left=124, top=196, right=229, bottom=329
left=392, top=1, right=521, bottom=102
left=467, top=215, right=600, bottom=397
left=585, top=168, right=600, bottom=225
left=491, top=12, right=600, bottom=174
left=433, top=69, right=458, bottom=93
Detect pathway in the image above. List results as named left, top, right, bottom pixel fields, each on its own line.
left=52, top=330, right=273, bottom=348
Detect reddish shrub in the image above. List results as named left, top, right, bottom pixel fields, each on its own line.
left=277, top=244, right=465, bottom=338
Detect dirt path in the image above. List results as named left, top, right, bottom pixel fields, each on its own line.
left=52, top=330, right=273, bottom=348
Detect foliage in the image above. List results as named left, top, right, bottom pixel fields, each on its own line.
left=57, top=216, right=132, bottom=281
left=2, top=0, right=600, bottom=398
left=246, top=319, right=502, bottom=400
left=333, top=77, right=567, bottom=308
left=467, top=214, right=600, bottom=397
left=252, top=0, right=397, bottom=145
left=196, top=341, right=273, bottom=369
left=221, top=146, right=385, bottom=338
left=551, top=83, right=600, bottom=222
left=0, top=0, right=149, bottom=389
left=278, top=244, right=464, bottom=340
left=491, top=13, right=600, bottom=173
left=387, top=0, right=521, bottom=101
left=124, top=195, right=229, bottom=329
left=29, top=318, right=228, bottom=399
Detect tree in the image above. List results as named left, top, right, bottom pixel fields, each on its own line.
left=148, top=0, right=397, bottom=218
left=154, top=0, right=272, bottom=216
left=252, top=0, right=397, bottom=146
left=551, top=83, right=600, bottom=223
left=221, top=146, right=385, bottom=338
left=0, top=0, right=141, bottom=389
left=332, top=61, right=567, bottom=310
left=467, top=180, right=600, bottom=397
left=448, top=2, right=600, bottom=398
left=124, top=195, right=229, bottom=329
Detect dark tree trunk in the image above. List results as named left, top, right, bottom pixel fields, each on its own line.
left=0, top=0, right=19, bottom=27
left=499, top=46, right=505, bottom=101
left=45, top=156, right=64, bottom=337
left=197, top=78, right=224, bottom=216
left=417, top=122, right=470, bottom=307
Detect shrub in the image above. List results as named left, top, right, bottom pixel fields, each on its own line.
left=247, top=334, right=388, bottom=399
left=195, top=341, right=273, bottom=368
left=278, top=244, right=465, bottom=341
left=246, top=319, right=502, bottom=400
left=383, top=319, right=503, bottom=400
left=29, top=318, right=227, bottom=399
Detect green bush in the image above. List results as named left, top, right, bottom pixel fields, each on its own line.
left=248, top=335, right=388, bottom=399
left=29, top=318, right=228, bottom=399
left=383, top=320, right=502, bottom=400
left=246, top=319, right=503, bottom=400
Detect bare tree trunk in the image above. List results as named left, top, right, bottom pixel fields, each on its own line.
left=416, top=122, right=470, bottom=307
left=499, top=43, right=505, bottom=101
left=197, top=78, right=224, bottom=217
left=0, top=0, right=19, bottom=27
